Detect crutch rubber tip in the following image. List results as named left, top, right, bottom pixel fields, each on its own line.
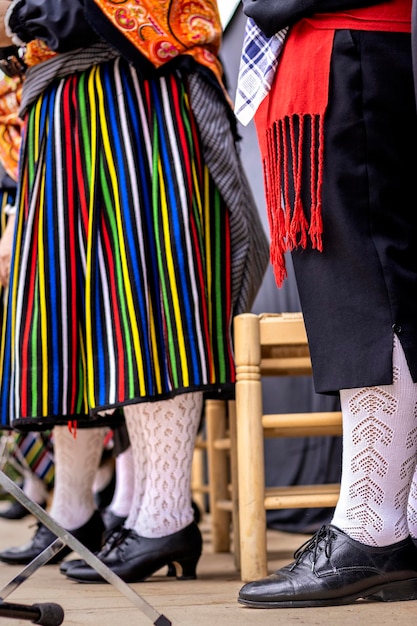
left=32, top=602, right=64, bottom=626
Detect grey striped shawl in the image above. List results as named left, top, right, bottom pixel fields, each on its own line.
left=19, top=42, right=120, bottom=117
left=188, top=73, right=270, bottom=314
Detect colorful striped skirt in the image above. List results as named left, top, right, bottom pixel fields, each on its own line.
left=0, top=188, right=15, bottom=395
left=12, top=431, right=55, bottom=488
left=0, top=57, right=234, bottom=430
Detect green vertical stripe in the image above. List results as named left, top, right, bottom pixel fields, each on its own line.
left=213, top=188, right=226, bottom=381
left=152, top=113, right=179, bottom=387
left=30, top=273, right=40, bottom=415
left=99, top=158, right=135, bottom=395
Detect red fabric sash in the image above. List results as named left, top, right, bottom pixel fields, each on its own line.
left=255, top=0, right=411, bottom=287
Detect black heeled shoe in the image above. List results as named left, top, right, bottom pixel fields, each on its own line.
left=0, top=499, right=47, bottom=520
left=101, top=509, right=127, bottom=534
left=65, top=521, right=202, bottom=583
left=60, top=525, right=177, bottom=577
left=0, top=509, right=105, bottom=565
left=191, top=500, right=201, bottom=525
left=59, top=509, right=129, bottom=575
left=61, top=555, right=176, bottom=577
left=238, top=525, right=417, bottom=608
left=62, top=502, right=200, bottom=576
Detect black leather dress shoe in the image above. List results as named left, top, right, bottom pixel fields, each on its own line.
left=65, top=521, right=202, bottom=583
left=0, top=499, right=47, bottom=520
left=101, top=509, right=127, bottom=533
left=0, top=509, right=105, bottom=565
left=238, top=525, right=417, bottom=608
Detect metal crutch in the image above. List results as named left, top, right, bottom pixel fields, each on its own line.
left=0, top=471, right=172, bottom=626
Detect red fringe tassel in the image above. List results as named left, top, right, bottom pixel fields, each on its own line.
left=264, top=113, right=324, bottom=287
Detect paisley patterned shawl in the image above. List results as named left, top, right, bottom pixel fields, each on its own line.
left=24, top=39, right=58, bottom=68
left=0, top=75, right=24, bottom=182
left=85, top=0, right=225, bottom=89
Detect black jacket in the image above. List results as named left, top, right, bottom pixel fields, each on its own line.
left=8, top=0, right=98, bottom=52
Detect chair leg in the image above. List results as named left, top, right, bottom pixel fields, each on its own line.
left=235, top=314, right=268, bottom=581
left=227, top=399, right=241, bottom=572
left=205, top=399, right=231, bottom=552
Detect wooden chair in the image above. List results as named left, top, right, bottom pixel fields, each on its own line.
left=191, top=399, right=239, bottom=563
left=234, top=312, right=342, bottom=581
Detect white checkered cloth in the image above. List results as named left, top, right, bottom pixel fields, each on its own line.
left=235, top=18, right=288, bottom=126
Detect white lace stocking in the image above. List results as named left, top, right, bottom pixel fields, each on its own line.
left=49, top=425, right=107, bottom=530
left=124, top=392, right=203, bottom=538
left=121, top=409, right=148, bottom=529
left=331, top=337, right=417, bottom=546
left=407, top=466, right=417, bottom=539
left=23, top=472, right=49, bottom=505
left=107, top=446, right=134, bottom=518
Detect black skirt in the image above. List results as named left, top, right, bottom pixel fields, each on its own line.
left=291, top=30, right=417, bottom=394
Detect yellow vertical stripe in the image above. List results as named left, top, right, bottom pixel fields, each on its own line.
left=149, top=298, right=162, bottom=393
left=85, top=68, right=98, bottom=406
left=93, top=66, right=146, bottom=396
left=5, top=167, right=27, bottom=388
left=203, top=168, right=214, bottom=380
left=0, top=197, right=10, bottom=384
left=37, top=163, right=49, bottom=414
left=157, top=159, right=189, bottom=385
left=79, top=325, right=88, bottom=413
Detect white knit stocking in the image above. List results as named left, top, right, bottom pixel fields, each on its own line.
left=121, top=409, right=148, bottom=529
left=124, top=392, right=203, bottom=538
left=407, top=467, right=417, bottom=539
left=107, top=446, right=134, bottom=518
left=331, top=337, right=417, bottom=546
left=49, top=425, right=107, bottom=530
left=22, top=472, right=49, bottom=505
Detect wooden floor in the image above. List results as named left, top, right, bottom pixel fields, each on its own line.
left=0, top=506, right=415, bottom=626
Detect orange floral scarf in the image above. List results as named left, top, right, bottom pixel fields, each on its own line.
left=88, top=0, right=224, bottom=87
left=0, top=75, right=24, bottom=181
left=24, top=1, right=226, bottom=96
left=24, top=39, right=57, bottom=68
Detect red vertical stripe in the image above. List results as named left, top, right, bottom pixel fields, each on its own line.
left=21, top=218, right=39, bottom=416
left=100, top=215, right=126, bottom=400
left=63, top=79, right=78, bottom=412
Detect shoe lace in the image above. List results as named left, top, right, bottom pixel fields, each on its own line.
left=33, top=522, right=51, bottom=539
left=99, top=526, right=129, bottom=556
left=291, top=525, right=337, bottom=571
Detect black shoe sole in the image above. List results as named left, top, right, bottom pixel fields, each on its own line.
left=238, top=578, right=417, bottom=608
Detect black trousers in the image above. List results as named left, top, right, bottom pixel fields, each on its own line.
left=291, top=30, right=417, bottom=394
